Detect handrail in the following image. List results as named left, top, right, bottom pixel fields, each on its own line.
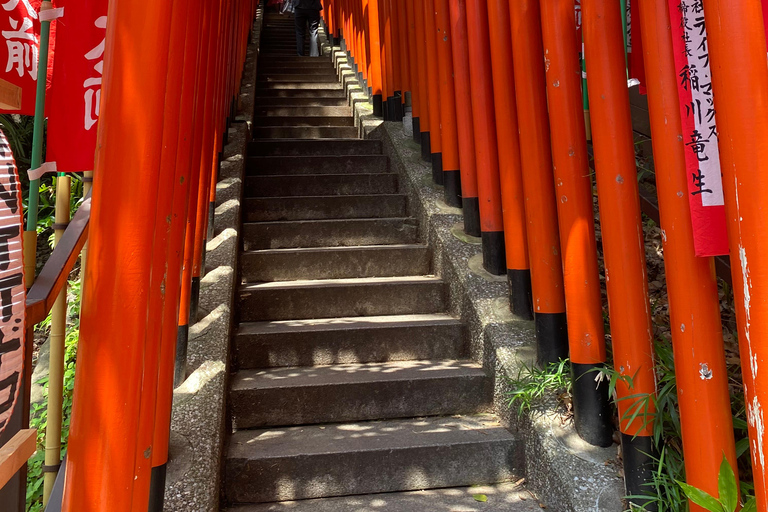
left=26, top=191, right=91, bottom=325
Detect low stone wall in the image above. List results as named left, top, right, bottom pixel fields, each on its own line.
left=162, top=6, right=262, bottom=512
left=317, top=33, right=626, bottom=511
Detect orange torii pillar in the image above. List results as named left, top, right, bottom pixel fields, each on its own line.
left=701, top=0, right=768, bottom=507
left=414, top=0, right=432, bottom=161
left=583, top=0, right=657, bottom=504
left=61, top=0, right=177, bottom=509
left=367, top=0, right=385, bottom=116
left=638, top=0, right=738, bottom=505
left=434, top=0, right=461, bottom=206
left=423, top=0, right=443, bottom=184
left=405, top=0, right=422, bottom=142
left=380, top=0, right=395, bottom=120
left=465, top=0, right=506, bottom=274
left=486, top=0, right=533, bottom=319
left=396, top=0, right=409, bottom=118
left=509, top=0, right=568, bottom=365
left=539, top=0, right=612, bottom=445
left=448, top=0, right=481, bottom=237
left=389, top=0, right=404, bottom=120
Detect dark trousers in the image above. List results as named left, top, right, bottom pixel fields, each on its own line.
left=295, top=8, right=320, bottom=57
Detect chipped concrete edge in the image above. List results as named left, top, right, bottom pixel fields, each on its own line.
left=335, top=90, right=625, bottom=508
left=162, top=6, right=261, bottom=512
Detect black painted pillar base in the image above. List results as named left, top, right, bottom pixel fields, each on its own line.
left=373, top=94, right=383, bottom=117
left=463, top=196, right=481, bottom=237
left=394, top=91, right=403, bottom=121
left=421, top=132, right=432, bottom=162
left=622, top=434, right=657, bottom=511
left=368, top=86, right=373, bottom=97
left=387, top=96, right=397, bottom=121
left=507, top=269, right=534, bottom=320
left=174, top=324, right=189, bottom=388
left=382, top=100, right=390, bottom=121
left=535, top=312, right=569, bottom=366
left=444, top=170, right=462, bottom=207
left=362, top=78, right=368, bottom=97
left=481, top=231, right=506, bottom=275
left=207, top=201, right=215, bottom=241
left=413, top=117, right=421, bottom=143
left=572, top=362, right=614, bottom=447
left=190, top=276, right=201, bottom=327
left=432, top=152, right=444, bottom=186
left=148, top=464, right=167, bottom=512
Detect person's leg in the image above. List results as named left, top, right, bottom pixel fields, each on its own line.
left=309, top=11, right=320, bottom=57
left=295, top=10, right=307, bottom=56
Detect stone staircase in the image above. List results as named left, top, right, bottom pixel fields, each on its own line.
left=222, top=12, right=532, bottom=511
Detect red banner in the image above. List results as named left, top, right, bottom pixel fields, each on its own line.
left=0, top=128, right=26, bottom=435
left=46, top=0, right=107, bottom=172
left=0, top=0, right=46, bottom=114
left=667, top=0, right=729, bottom=257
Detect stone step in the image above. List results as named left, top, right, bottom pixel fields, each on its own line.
left=258, top=62, right=334, bottom=70
left=257, top=55, right=331, bottom=63
left=231, top=360, right=491, bottom=428
left=257, top=81, right=344, bottom=90
left=253, top=115, right=354, bottom=127
left=240, top=244, right=430, bottom=281
left=224, top=482, right=540, bottom=512
left=243, top=217, right=419, bottom=250
left=258, top=73, right=338, bottom=81
left=238, top=275, right=445, bottom=321
left=254, top=89, right=347, bottom=98
left=234, top=313, right=465, bottom=369
left=248, top=155, right=387, bottom=175
left=253, top=97, right=349, bottom=107
left=251, top=126, right=358, bottom=139
left=243, top=195, right=407, bottom=222
left=253, top=106, right=352, bottom=117
left=224, top=415, right=521, bottom=503
left=245, top=173, right=397, bottom=197
left=249, top=139, right=381, bottom=156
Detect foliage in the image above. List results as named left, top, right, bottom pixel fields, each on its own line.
left=25, top=280, right=81, bottom=512
left=677, top=456, right=756, bottom=512
left=505, top=359, right=572, bottom=417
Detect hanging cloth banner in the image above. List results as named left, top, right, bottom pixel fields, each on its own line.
left=666, top=0, right=729, bottom=257
left=0, top=127, right=26, bottom=435
left=0, top=0, right=52, bottom=115
left=46, top=0, right=107, bottom=172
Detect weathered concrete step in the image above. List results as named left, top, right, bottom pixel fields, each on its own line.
left=224, top=482, right=541, bottom=511
left=258, top=55, right=331, bottom=63
left=249, top=139, right=381, bottom=156
left=243, top=218, right=419, bottom=250
left=225, top=415, right=521, bottom=503
left=240, top=244, right=430, bottom=281
left=253, top=106, right=352, bottom=117
left=234, top=313, right=465, bottom=368
left=254, top=97, right=349, bottom=107
left=253, top=97, right=349, bottom=107
left=258, top=73, right=338, bottom=81
left=243, top=195, right=407, bottom=222
left=258, top=62, right=334, bottom=70
left=251, top=126, right=358, bottom=139
left=231, top=360, right=491, bottom=428
left=253, top=115, right=354, bottom=127
left=255, top=89, right=347, bottom=98
left=238, top=275, right=445, bottom=321
left=245, top=173, right=397, bottom=197
left=248, top=155, right=388, bottom=175
left=257, top=81, right=343, bottom=90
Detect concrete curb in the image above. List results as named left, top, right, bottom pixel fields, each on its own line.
left=162, top=6, right=261, bottom=512
left=322, top=46, right=626, bottom=507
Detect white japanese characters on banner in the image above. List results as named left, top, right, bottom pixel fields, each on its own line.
left=83, top=15, right=105, bottom=130
left=0, top=0, right=41, bottom=114
left=0, top=127, right=26, bottom=435
left=667, top=0, right=729, bottom=256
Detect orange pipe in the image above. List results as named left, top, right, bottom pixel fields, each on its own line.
left=434, top=0, right=460, bottom=205
left=405, top=0, right=421, bottom=137
left=583, top=0, right=656, bottom=500
left=448, top=0, right=480, bottom=236
left=508, top=0, right=568, bottom=366
left=61, top=0, right=176, bottom=508
left=486, top=0, right=532, bottom=318
left=638, top=0, right=737, bottom=507
left=539, top=0, right=611, bottom=446
left=414, top=0, right=431, bottom=158
left=423, top=0, right=442, bottom=183
left=701, top=0, right=768, bottom=507
left=464, top=0, right=505, bottom=274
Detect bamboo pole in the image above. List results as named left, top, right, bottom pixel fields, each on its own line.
left=41, top=175, right=70, bottom=505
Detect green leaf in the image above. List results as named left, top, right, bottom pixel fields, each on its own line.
left=676, top=481, right=725, bottom=512
left=717, top=457, right=738, bottom=512
left=741, top=497, right=757, bottom=512
left=472, top=494, right=487, bottom=503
